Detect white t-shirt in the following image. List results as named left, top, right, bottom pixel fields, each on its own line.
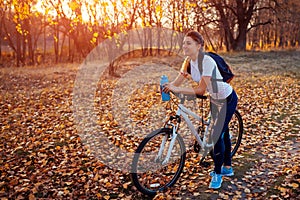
left=190, top=55, right=232, bottom=99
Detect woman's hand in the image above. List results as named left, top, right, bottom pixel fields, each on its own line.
left=163, top=83, right=180, bottom=93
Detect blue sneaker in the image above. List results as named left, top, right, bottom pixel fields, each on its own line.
left=221, top=166, right=234, bottom=176
left=209, top=172, right=223, bottom=189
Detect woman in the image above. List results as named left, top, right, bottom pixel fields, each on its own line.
left=163, top=30, right=238, bottom=189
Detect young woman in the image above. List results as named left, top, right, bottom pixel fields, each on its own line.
left=162, top=30, right=238, bottom=189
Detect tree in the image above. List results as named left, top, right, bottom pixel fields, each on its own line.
left=191, top=0, right=272, bottom=51
left=274, top=0, right=300, bottom=48
left=2, top=0, right=26, bottom=67
left=215, top=0, right=273, bottom=51
left=1, top=0, right=299, bottom=68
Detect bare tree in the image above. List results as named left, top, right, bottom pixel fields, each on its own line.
left=274, top=0, right=300, bottom=48
left=1, top=0, right=299, bottom=69
left=215, top=0, right=273, bottom=51
left=1, top=0, right=26, bottom=67
left=188, top=0, right=273, bottom=51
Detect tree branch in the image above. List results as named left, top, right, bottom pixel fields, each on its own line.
left=247, top=20, right=272, bottom=32
left=253, top=6, right=275, bottom=12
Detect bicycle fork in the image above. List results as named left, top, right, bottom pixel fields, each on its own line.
left=156, top=116, right=181, bottom=165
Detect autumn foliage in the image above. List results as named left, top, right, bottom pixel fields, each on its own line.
left=0, top=51, right=299, bottom=199
left=1, top=0, right=300, bottom=67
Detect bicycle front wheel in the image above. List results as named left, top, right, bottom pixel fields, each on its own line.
left=229, top=110, right=243, bottom=157
left=131, top=128, right=186, bottom=196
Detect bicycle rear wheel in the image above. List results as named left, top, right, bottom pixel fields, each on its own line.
left=131, top=128, right=186, bottom=196
left=229, top=110, right=243, bottom=157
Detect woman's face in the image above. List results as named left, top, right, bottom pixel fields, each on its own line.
left=182, top=36, right=201, bottom=57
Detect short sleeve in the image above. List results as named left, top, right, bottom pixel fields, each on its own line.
left=202, top=55, right=216, bottom=76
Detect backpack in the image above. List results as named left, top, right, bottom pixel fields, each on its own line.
left=184, top=51, right=234, bottom=83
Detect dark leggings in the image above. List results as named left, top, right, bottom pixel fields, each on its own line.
left=210, top=90, right=238, bottom=174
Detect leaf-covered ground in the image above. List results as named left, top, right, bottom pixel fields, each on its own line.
left=0, top=51, right=299, bottom=199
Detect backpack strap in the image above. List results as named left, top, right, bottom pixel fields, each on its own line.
left=182, top=51, right=222, bottom=93
left=197, top=51, right=205, bottom=75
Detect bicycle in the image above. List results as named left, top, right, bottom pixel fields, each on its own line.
left=130, top=92, right=243, bottom=196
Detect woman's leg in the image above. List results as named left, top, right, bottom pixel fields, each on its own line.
left=212, top=132, right=225, bottom=174
left=223, top=128, right=231, bottom=167
left=209, top=91, right=238, bottom=189
left=223, top=91, right=238, bottom=167
left=210, top=100, right=226, bottom=174
left=211, top=90, right=238, bottom=173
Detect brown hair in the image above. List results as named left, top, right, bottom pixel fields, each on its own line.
left=185, top=30, right=204, bottom=46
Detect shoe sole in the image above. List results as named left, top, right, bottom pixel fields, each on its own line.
left=209, top=172, right=234, bottom=177
left=209, top=179, right=223, bottom=189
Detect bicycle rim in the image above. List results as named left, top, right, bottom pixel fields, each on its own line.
left=131, top=128, right=186, bottom=196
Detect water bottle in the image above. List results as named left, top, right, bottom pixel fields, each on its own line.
left=160, top=75, right=170, bottom=101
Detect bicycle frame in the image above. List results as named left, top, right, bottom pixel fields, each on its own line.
left=131, top=93, right=243, bottom=196
left=158, top=101, right=213, bottom=165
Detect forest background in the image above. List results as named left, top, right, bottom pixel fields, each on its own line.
left=0, top=0, right=299, bottom=68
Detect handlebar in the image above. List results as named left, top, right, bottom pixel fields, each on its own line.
left=170, top=91, right=207, bottom=102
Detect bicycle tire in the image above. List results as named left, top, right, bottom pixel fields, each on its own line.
left=230, top=110, right=243, bottom=157
left=207, top=110, right=243, bottom=159
left=131, top=128, right=186, bottom=196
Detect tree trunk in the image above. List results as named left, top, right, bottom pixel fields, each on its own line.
left=234, top=22, right=248, bottom=51
left=68, top=36, right=74, bottom=62
left=54, top=17, right=59, bottom=63
left=279, top=26, right=284, bottom=48
left=60, top=33, right=66, bottom=62
left=25, top=18, right=34, bottom=65
left=28, top=33, right=34, bottom=65
left=0, top=17, right=2, bottom=61
left=43, top=15, right=46, bottom=63
left=16, top=32, right=22, bottom=67
left=22, top=33, right=26, bottom=64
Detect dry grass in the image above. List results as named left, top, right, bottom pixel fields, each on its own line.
left=223, top=50, right=300, bottom=76
left=1, top=50, right=299, bottom=78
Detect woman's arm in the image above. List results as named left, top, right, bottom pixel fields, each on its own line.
left=171, top=56, right=190, bottom=86
left=164, top=76, right=210, bottom=96
left=170, top=72, right=185, bottom=86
